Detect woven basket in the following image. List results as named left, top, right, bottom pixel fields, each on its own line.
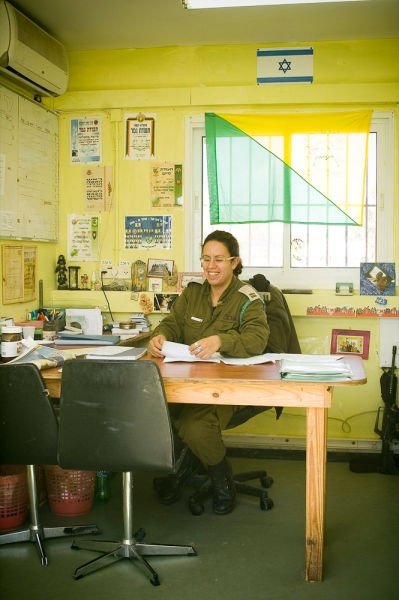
left=0, top=466, right=28, bottom=531
left=44, top=466, right=95, bottom=516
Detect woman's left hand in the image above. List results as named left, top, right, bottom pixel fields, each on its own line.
left=189, top=335, right=221, bottom=360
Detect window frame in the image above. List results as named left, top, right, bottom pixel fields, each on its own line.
left=184, top=112, right=394, bottom=290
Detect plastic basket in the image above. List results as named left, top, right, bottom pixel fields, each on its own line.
left=0, top=466, right=28, bottom=531
left=44, top=465, right=95, bottom=516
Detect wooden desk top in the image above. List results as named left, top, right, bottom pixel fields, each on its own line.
left=42, top=354, right=366, bottom=408
left=149, top=354, right=366, bottom=386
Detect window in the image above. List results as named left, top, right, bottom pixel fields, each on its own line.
left=185, top=112, right=394, bottom=289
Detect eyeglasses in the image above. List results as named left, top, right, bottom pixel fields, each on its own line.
left=200, top=255, right=236, bottom=265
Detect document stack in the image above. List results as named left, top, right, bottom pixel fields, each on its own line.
left=280, top=355, right=353, bottom=381
left=130, top=312, right=151, bottom=332
left=111, top=313, right=151, bottom=339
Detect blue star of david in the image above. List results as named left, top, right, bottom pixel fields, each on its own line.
left=278, top=59, right=292, bottom=74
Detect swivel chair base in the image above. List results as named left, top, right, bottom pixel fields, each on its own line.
left=71, top=528, right=196, bottom=586
left=0, top=465, right=100, bottom=566
left=187, top=469, right=274, bottom=516
left=70, top=472, right=196, bottom=586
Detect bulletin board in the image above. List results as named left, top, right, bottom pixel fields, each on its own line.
left=0, top=85, right=59, bottom=242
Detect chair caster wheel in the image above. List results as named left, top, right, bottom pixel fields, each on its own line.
left=188, top=496, right=204, bottom=516
left=260, top=475, right=273, bottom=488
left=260, top=496, right=274, bottom=511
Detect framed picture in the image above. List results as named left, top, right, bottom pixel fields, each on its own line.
left=147, top=258, right=174, bottom=278
left=177, top=272, right=204, bottom=292
left=330, top=329, right=370, bottom=359
left=360, top=262, right=396, bottom=296
left=153, top=293, right=179, bottom=312
left=148, top=277, right=163, bottom=292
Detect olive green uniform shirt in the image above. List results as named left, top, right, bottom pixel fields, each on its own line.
left=151, top=276, right=269, bottom=357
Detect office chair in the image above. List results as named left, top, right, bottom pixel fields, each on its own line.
left=186, top=276, right=301, bottom=515
left=58, top=359, right=196, bottom=586
left=0, top=363, right=99, bottom=566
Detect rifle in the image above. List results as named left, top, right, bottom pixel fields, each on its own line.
left=374, top=345, right=399, bottom=474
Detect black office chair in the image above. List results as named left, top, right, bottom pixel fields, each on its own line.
left=58, top=359, right=196, bottom=586
left=186, top=275, right=301, bottom=515
left=0, top=363, right=99, bottom=566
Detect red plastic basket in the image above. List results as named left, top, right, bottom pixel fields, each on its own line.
left=44, top=466, right=95, bottom=516
left=0, top=466, right=28, bottom=531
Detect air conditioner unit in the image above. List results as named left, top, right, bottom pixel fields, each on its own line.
left=0, top=0, right=68, bottom=97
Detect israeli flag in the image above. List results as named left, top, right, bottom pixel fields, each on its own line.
left=257, top=47, right=313, bottom=84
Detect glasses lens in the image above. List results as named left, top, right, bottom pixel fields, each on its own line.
left=200, top=256, right=234, bottom=264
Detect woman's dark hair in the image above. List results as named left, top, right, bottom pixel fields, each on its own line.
left=202, top=230, right=243, bottom=275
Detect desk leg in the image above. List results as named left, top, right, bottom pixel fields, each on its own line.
left=305, top=406, right=327, bottom=582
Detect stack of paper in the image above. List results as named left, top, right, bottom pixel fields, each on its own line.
left=280, top=356, right=352, bottom=381
left=84, top=346, right=147, bottom=361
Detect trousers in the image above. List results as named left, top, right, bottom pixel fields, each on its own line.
left=170, top=404, right=240, bottom=466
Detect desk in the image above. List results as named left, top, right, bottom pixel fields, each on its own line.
left=42, top=354, right=366, bottom=582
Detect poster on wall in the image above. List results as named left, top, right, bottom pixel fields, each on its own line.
left=84, top=166, right=113, bottom=212
left=150, top=162, right=183, bottom=207
left=67, top=214, right=99, bottom=261
left=70, top=116, right=102, bottom=164
left=124, top=215, right=172, bottom=249
left=125, top=113, right=156, bottom=160
left=360, top=262, right=396, bottom=296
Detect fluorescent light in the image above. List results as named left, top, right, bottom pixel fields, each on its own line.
left=183, top=0, right=362, bottom=8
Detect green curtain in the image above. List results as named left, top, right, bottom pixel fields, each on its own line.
left=205, top=112, right=372, bottom=226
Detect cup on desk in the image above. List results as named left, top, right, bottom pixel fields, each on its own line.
left=22, top=326, right=35, bottom=340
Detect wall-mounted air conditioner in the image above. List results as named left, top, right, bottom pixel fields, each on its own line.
left=0, top=0, right=68, bottom=97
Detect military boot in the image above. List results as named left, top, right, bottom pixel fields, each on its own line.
left=155, top=446, right=201, bottom=505
left=208, top=458, right=236, bottom=515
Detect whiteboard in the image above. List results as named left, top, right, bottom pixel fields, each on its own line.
left=0, top=86, right=59, bottom=241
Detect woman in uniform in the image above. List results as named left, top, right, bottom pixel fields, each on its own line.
left=148, top=230, right=270, bottom=514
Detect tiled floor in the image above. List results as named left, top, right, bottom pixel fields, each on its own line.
left=0, top=456, right=398, bottom=600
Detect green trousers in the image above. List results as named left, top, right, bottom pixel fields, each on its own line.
left=170, top=404, right=240, bottom=466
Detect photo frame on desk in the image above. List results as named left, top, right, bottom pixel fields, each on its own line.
left=331, top=329, right=370, bottom=359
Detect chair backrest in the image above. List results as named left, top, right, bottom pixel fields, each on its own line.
left=227, top=275, right=301, bottom=428
left=248, top=274, right=301, bottom=354
left=0, top=363, right=58, bottom=465
left=58, top=359, right=175, bottom=473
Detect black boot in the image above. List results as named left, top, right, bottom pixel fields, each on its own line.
left=155, top=446, right=201, bottom=505
left=208, top=458, right=236, bottom=515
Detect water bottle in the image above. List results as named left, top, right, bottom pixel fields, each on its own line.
left=95, top=470, right=110, bottom=502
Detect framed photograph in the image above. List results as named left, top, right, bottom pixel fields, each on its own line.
left=148, top=277, right=163, bottom=292
left=360, top=262, right=396, bottom=296
left=153, top=293, right=179, bottom=312
left=147, top=258, right=174, bottom=278
left=177, top=272, right=204, bottom=292
left=331, top=329, right=370, bottom=359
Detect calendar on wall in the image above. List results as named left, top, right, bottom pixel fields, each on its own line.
left=0, top=86, right=58, bottom=242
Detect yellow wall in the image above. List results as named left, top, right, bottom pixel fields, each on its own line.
left=1, top=38, right=398, bottom=445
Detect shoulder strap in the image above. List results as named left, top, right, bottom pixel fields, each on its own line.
left=238, top=285, right=263, bottom=325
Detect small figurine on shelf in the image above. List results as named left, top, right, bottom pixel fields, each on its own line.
left=81, top=273, right=89, bottom=289
left=55, top=255, right=68, bottom=290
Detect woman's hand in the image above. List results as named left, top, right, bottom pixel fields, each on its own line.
left=189, top=335, right=221, bottom=360
left=148, top=334, right=166, bottom=357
